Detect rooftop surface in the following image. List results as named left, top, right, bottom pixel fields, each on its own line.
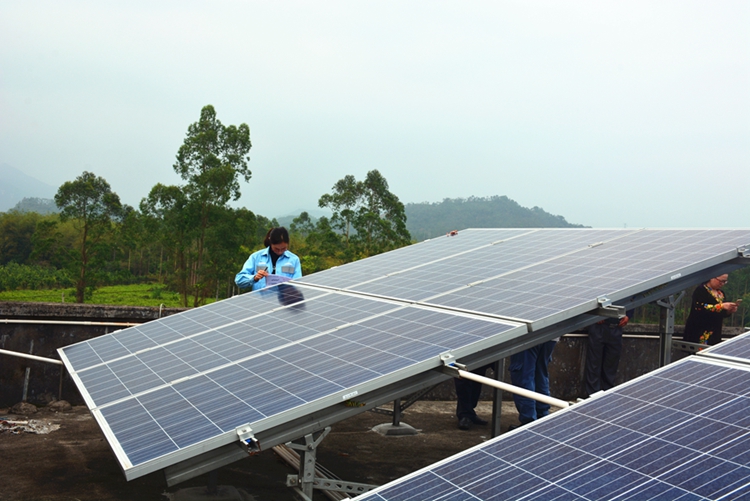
left=0, top=400, right=521, bottom=501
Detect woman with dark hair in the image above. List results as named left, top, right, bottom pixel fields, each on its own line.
left=235, top=227, right=302, bottom=291
left=683, top=274, right=738, bottom=346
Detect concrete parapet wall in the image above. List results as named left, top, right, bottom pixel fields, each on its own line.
left=0, top=301, right=185, bottom=407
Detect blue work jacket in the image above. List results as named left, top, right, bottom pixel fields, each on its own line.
left=235, top=247, right=302, bottom=291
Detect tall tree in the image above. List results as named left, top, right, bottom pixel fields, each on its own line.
left=354, top=170, right=411, bottom=255
left=318, top=175, right=359, bottom=245
left=171, top=104, right=252, bottom=305
left=54, top=171, right=123, bottom=302
left=318, top=170, right=411, bottom=259
left=140, top=183, right=192, bottom=306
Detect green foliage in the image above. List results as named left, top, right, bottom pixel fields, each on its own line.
left=318, top=170, right=411, bottom=258
left=157, top=104, right=254, bottom=307
left=319, top=175, right=359, bottom=244
left=0, top=283, right=211, bottom=307
left=54, top=171, right=124, bottom=303
left=288, top=214, right=345, bottom=274
left=0, top=211, right=42, bottom=265
left=174, top=105, right=252, bottom=205
left=0, top=262, right=72, bottom=292
left=29, top=217, right=77, bottom=269
left=404, top=195, right=585, bottom=241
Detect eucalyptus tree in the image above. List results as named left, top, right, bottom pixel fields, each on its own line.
left=140, top=183, right=192, bottom=306
left=151, top=105, right=252, bottom=306
left=318, top=170, right=411, bottom=259
left=54, top=171, right=123, bottom=302
left=318, top=175, right=359, bottom=245
left=354, top=169, right=411, bottom=255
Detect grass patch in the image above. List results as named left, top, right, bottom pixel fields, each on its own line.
left=0, top=284, right=215, bottom=308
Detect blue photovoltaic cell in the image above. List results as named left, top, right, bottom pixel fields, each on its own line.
left=355, top=358, right=750, bottom=501
left=63, top=285, right=518, bottom=472
left=74, top=291, right=410, bottom=408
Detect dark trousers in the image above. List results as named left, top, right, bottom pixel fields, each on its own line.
left=509, top=341, right=557, bottom=424
left=454, top=364, right=492, bottom=419
left=585, top=322, right=623, bottom=397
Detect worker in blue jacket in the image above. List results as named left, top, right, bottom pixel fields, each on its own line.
left=235, top=227, right=302, bottom=291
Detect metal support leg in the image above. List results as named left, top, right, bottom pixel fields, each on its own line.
left=58, top=366, right=64, bottom=401
left=392, top=398, right=401, bottom=426
left=657, top=292, right=685, bottom=367
left=206, top=469, right=218, bottom=495
left=491, top=359, right=504, bottom=438
left=287, top=427, right=331, bottom=500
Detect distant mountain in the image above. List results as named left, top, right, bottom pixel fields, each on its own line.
left=405, top=196, right=585, bottom=241
left=275, top=208, right=331, bottom=229
left=11, top=197, right=59, bottom=214
left=274, top=196, right=583, bottom=242
left=0, top=163, right=56, bottom=212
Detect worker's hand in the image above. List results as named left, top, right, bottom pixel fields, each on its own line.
left=618, top=315, right=629, bottom=327
left=722, top=302, right=738, bottom=313
left=254, top=269, right=269, bottom=282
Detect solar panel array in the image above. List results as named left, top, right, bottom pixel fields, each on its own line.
left=355, top=357, right=750, bottom=501
left=58, top=228, right=750, bottom=481
left=60, top=283, right=522, bottom=478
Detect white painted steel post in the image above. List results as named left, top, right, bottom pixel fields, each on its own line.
left=0, top=348, right=64, bottom=365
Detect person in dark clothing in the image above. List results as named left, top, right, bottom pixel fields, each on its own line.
left=683, top=274, right=738, bottom=346
left=584, top=311, right=632, bottom=397
left=454, top=364, right=493, bottom=430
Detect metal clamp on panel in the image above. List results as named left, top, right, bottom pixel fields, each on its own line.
left=729, top=246, right=750, bottom=265
left=439, top=353, right=465, bottom=377
left=595, top=296, right=625, bottom=319
left=236, top=425, right=261, bottom=454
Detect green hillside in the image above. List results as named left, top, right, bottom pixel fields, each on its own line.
left=405, top=195, right=585, bottom=241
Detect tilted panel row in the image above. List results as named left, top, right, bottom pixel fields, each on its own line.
left=356, top=357, right=750, bottom=500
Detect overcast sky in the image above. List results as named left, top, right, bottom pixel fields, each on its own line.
left=1, top=1, right=747, bottom=228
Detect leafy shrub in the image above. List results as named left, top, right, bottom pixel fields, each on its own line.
left=0, top=262, right=73, bottom=292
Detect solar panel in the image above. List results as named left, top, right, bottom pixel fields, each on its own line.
left=699, top=330, right=750, bottom=366
left=58, top=228, right=750, bottom=484
left=303, top=228, right=750, bottom=329
left=59, top=283, right=524, bottom=479
left=298, top=229, right=535, bottom=290
left=425, top=229, right=750, bottom=328
left=354, top=356, right=750, bottom=501
left=343, top=229, right=638, bottom=302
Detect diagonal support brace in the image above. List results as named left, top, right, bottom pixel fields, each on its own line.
left=440, top=353, right=569, bottom=409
